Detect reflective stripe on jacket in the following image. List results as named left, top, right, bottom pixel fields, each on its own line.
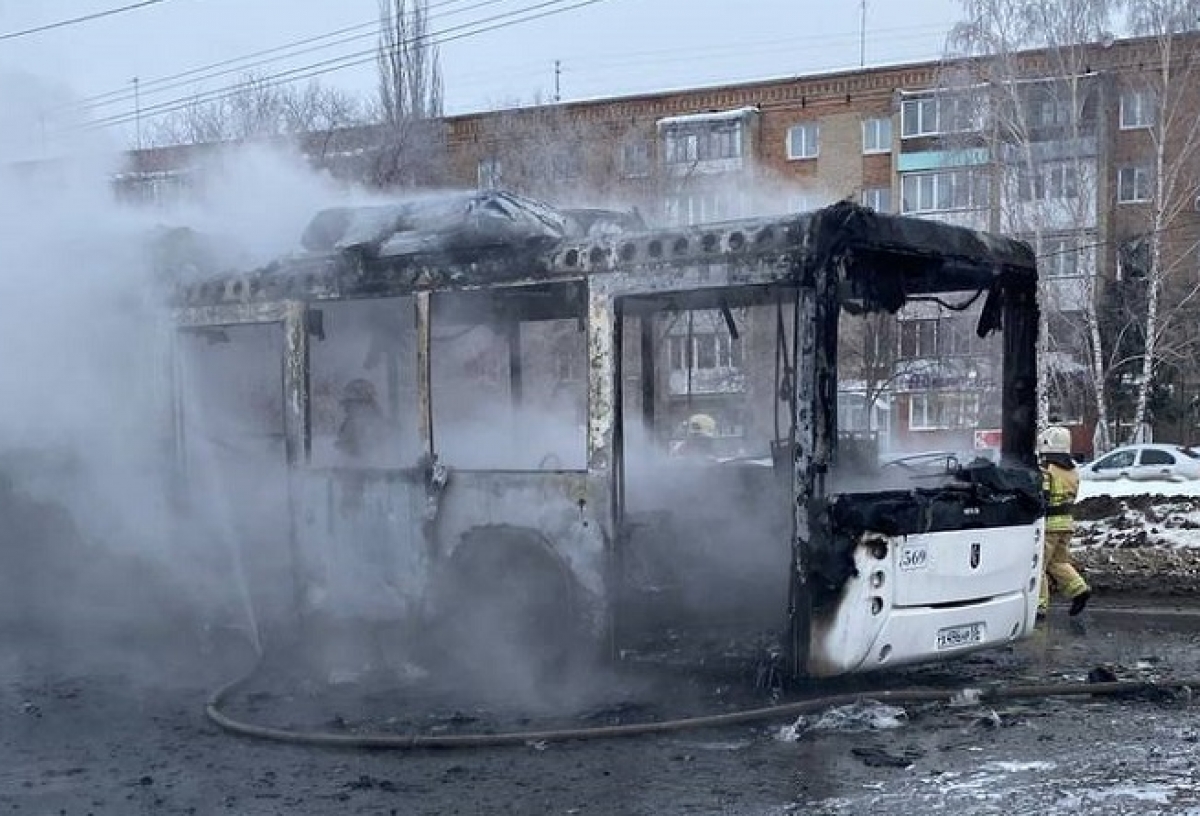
left=1042, top=462, right=1079, bottom=533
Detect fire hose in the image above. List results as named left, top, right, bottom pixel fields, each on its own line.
left=205, top=672, right=1193, bottom=750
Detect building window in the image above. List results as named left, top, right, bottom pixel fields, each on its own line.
left=900, top=94, right=980, bottom=138
left=939, top=319, right=977, bottom=356
left=862, top=117, right=892, bottom=154
left=788, top=192, right=822, bottom=213
left=901, top=169, right=989, bottom=214
left=909, top=394, right=940, bottom=430
left=1117, top=165, right=1153, bottom=203
left=1042, top=235, right=1081, bottom=278
left=664, top=132, right=698, bottom=164
left=550, top=147, right=583, bottom=182
left=1034, top=97, right=1072, bottom=128
left=862, top=186, right=892, bottom=213
left=477, top=157, right=502, bottom=189
left=839, top=394, right=869, bottom=432
left=665, top=192, right=744, bottom=226
left=902, top=97, right=937, bottom=138
left=1045, top=164, right=1079, bottom=199
left=1017, top=163, right=1079, bottom=201
left=662, top=124, right=743, bottom=165
left=666, top=319, right=743, bottom=373
left=620, top=141, right=652, bottom=178
left=786, top=123, right=820, bottom=160
left=899, top=319, right=938, bottom=358
left=909, top=392, right=980, bottom=431
left=1120, top=89, right=1156, bottom=129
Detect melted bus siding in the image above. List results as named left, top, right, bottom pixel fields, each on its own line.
left=166, top=196, right=1043, bottom=680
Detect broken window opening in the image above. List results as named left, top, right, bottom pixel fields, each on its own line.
left=431, top=284, right=587, bottom=471
left=175, top=322, right=295, bottom=626
left=308, top=298, right=420, bottom=469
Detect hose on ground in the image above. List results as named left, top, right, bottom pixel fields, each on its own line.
left=205, top=672, right=1194, bottom=751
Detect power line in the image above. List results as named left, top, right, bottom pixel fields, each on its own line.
left=74, top=15, right=947, bottom=120
left=0, top=0, right=174, bottom=42
left=72, top=0, right=504, bottom=111
left=552, top=23, right=948, bottom=71
left=86, top=0, right=611, bottom=132
left=1036, top=218, right=1199, bottom=260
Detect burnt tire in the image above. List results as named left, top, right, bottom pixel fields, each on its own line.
left=424, top=525, right=584, bottom=697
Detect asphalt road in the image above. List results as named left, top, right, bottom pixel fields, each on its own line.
left=4, top=606, right=1200, bottom=816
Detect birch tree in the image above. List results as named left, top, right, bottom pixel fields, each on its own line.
left=1119, top=0, right=1200, bottom=441
left=945, top=0, right=1120, bottom=451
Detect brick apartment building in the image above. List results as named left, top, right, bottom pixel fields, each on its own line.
left=113, top=33, right=1200, bottom=458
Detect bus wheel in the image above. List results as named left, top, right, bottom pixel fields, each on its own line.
left=425, top=525, right=584, bottom=700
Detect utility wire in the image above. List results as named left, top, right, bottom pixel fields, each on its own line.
left=77, top=15, right=944, bottom=115
left=90, top=0, right=589, bottom=124
left=0, top=0, right=173, bottom=42
left=349, top=23, right=948, bottom=107
left=86, top=0, right=610, bottom=132
left=69, top=6, right=944, bottom=116
left=72, top=0, right=506, bottom=111
left=1035, top=218, right=1198, bottom=260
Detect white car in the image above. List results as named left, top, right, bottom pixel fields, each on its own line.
left=1079, top=444, right=1200, bottom=482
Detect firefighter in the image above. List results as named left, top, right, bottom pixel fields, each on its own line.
left=335, top=378, right=387, bottom=461
left=1037, top=425, right=1091, bottom=618
left=675, top=413, right=719, bottom=460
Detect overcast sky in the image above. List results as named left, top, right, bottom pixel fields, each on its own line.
left=0, top=0, right=962, bottom=150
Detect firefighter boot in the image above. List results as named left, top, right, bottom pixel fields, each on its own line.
left=1069, top=590, right=1091, bottom=617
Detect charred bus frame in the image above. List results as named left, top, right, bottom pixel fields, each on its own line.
left=167, top=199, right=1041, bottom=678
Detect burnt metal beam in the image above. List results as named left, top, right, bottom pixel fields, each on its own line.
left=585, top=288, right=616, bottom=475
left=639, top=315, right=655, bottom=431
left=415, top=293, right=435, bottom=460
left=789, top=285, right=817, bottom=678
left=173, top=301, right=290, bottom=329
left=508, top=320, right=524, bottom=407
left=789, top=248, right=840, bottom=678
left=282, top=301, right=311, bottom=466
left=1001, top=274, right=1040, bottom=468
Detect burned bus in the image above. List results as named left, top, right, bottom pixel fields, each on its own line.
left=164, top=193, right=1043, bottom=681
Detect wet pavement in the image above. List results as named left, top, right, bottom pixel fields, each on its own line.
left=3, top=607, right=1200, bottom=815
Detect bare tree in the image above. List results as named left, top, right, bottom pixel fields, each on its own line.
left=371, top=0, right=447, bottom=187
left=149, top=74, right=364, bottom=147
left=1119, top=0, right=1200, bottom=441
left=377, top=0, right=442, bottom=123
left=837, top=311, right=901, bottom=438
left=945, top=0, right=1120, bottom=451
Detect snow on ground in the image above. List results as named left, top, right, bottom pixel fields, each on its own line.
left=1075, top=481, right=1200, bottom=551
left=1078, top=478, right=1200, bottom=502
left=1070, top=479, right=1200, bottom=596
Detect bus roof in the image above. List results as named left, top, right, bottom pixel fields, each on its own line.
left=162, top=193, right=1037, bottom=321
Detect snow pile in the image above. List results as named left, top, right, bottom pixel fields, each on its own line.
left=1074, top=495, right=1200, bottom=550
left=1078, top=479, right=1200, bottom=501
left=1071, top=492, right=1200, bottom=596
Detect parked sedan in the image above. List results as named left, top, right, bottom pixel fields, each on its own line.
left=1079, top=444, right=1200, bottom=482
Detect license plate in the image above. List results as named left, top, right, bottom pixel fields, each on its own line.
left=936, top=622, right=985, bottom=650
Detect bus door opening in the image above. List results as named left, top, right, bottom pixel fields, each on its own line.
left=614, top=287, right=795, bottom=653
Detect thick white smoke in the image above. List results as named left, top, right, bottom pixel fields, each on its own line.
left=0, top=72, right=362, bottom=678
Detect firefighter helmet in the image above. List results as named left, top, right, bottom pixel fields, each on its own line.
left=686, top=413, right=717, bottom=438
left=1036, top=425, right=1072, bottom=455
left=340, top=378, right=378, bottom=405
